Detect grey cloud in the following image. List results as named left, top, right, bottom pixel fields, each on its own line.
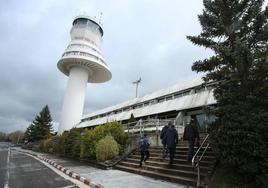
left=0, top=0, right=211, bottom=133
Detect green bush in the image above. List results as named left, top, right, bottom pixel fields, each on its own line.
left=40, top=137, right=53, bottom=153
left=36, top=122, right=129, bottom=160
left=31, top=141, right=42, bottom=152
left=39, top=136, right=62, bottom=154
left=80, top=121, right=129, bottom=159
left=50, top=136, right=61, bottom=154
left=22, top=142, right=34, bottom=150
left=96, top=135, right=119, bottom=161
left=56, top=128, right=82, bottom=158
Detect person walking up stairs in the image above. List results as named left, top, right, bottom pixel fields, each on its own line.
left=166, top=122, right=178, bottom=167
left=160, top=124, right=169, bottom=158
left=183, top=117, right=200, bottom=163
left=139, top=133, right=150, bottom=167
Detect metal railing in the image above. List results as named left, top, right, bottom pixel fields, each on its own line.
left=123, top=118, right=184, bottom=136
left=62, top=51, right=106, bottom=65
left=131, top=119, right=171, bottom=135
left=192, top=133, right=210, bottom=187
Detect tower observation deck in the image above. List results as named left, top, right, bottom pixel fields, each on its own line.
left=58, top=15, right=112, bottom=134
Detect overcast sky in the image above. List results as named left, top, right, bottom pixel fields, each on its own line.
left=0, top=0, right=215, bottom=133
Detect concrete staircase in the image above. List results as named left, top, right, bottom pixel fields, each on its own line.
left=115, top=141, right=216, bottom=187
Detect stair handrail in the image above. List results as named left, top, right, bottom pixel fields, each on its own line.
left=129, top=118, right=178, bottom=135
left=131, top=119, right=142, bottom=135
left=191, top=133, right=210, bottom=187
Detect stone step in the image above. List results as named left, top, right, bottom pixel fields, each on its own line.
left=149, top=146, right=213, bottom=152
left=131, top=153, right=216, bottom=161
left=118, top=161, right=206, bottom=179
left=140, top=149, right=215, bottom=156
left=150, top=146, right=212, bottom=152
left=124, top=158, right=213, bottom=173
left=115, top=164, right=197, bottom=186
left=128, top=155, right=216, bottom=166
left=150, top=144, right=212, bottom=151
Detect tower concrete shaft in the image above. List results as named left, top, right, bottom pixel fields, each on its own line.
left=58, top=67, right=88, bottom=133
left=58, top=15, right=111, bottom=134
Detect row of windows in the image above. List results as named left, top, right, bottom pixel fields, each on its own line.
left=62, top=51, right=106, bottom=65
left=73, top=18, right=103, bottom=36
left=82, top=85, right=215, bottom=122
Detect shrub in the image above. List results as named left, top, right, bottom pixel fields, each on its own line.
left=96, top=135, right=119, bottom=161
left=32, top=145, right=40, bottom=152
left=40, top=137, right=53, bottom=153
left=50, top=136, right=61, bottom=154
left=22, top=142, right=34, bottom=150
left=106, top=122, right=130, bottom=154
left=80, top=121, right=129, bottom=159
left=80, top=126, right=104, bottom=159
left=31, top=141, right=42, bottom=152
left=58, top=128, right=82, bottom=158
left=39, top=136, right=62, bottom=154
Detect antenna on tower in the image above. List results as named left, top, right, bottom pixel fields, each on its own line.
left=99, top=12, right=103, bottom=24
left=132, top=77, right=142, bottom=98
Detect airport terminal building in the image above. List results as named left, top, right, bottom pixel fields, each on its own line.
left=76, top=78, right=217, bottom=132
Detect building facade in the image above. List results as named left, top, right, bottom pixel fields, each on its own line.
left=77, top=78, right=217, bottom=132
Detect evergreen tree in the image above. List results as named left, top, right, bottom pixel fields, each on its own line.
left=24, top=105, right=53, bottom=142
left=24, top=123, right=36, bottom=143
left=187, top=0, right=268, bottom=179
left=128, top=113, right=136, bottom=127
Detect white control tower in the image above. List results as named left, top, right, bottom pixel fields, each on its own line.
left=58, top=15, right=111, bottom=134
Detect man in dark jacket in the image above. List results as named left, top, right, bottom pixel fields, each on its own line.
left=166, top=122, right=178, bottom=166
left=183, top=117, right=200, bottom=162
left=160, top=124, right=169, bottom=157
left=139, top=133, right=150, bottom=167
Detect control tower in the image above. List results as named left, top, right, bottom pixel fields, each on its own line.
left=58, top=15, right=111, bottom=134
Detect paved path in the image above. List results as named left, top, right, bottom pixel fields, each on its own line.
left=14, top=147, right=186, bottom=188
left=0, top=143, right=9, bottom=188
left=0, top=142, right=76, bottom=188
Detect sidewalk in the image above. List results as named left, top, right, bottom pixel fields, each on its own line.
left=13, top=147, right=186, bottom=188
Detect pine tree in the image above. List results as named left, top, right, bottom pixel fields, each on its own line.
left=24, top=123, right=36, bottom=142
left=128, top=113, right=136, bottom=127
left=24, top=105, right=53, bottom=142
left=187, top=0, right=268, bottom=179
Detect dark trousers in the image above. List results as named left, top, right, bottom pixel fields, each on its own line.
left=140, top=150, right=150, bottom=166
left=168, top=147, right=176, bottom=165
left=162, top=141, right=168, bottom=157
left=187, top=140, right=195, bottom=162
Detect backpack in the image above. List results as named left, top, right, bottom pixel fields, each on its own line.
left=160, top=126, right=168, bottom=140
left=139, top=138, right=149, bottom=151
